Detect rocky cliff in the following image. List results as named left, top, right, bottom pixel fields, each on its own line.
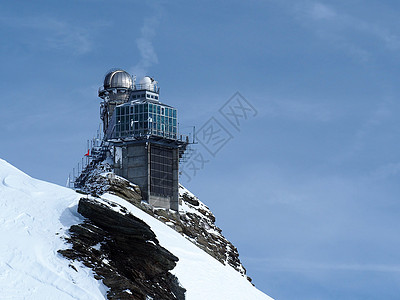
left=80, top=166, right=248, bottom=277
left=59, top=196, right=185, bottom=300
left=60, top=163, right=251, bottom=299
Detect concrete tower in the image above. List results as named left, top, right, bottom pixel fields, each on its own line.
left=98, top=69, right=188, bottom=210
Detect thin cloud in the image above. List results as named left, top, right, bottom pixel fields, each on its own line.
left=368, top=162, right=400, bottom=181
left=131, top=4, right=163, bottom=78
left=290, top=1, right=400, bottom=61
left=42, top=19, right=92, bottom=55
left=308, top=2, right=337, bottom=20
left=246, top=257, right=400, bottom=273
left=337, top=97, right=393, bottom=161
left=0, top=15, right=93, bottom=55
left=260, top=96, right=333, bottom=122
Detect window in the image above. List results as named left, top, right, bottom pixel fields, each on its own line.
left=113, top=102, right=178, bottom=140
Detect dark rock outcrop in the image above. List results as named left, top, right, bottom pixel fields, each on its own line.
left=79, top=167, right=249, bottom=278
left=76, top=164, right=250, bottom=281
left=59, top=197, right=185, bottom=300
left=79, top=166, right=142, bottom=205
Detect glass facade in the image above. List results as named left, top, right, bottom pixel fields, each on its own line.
left=114, top=102, right=177, bottom=139
left=150, top=145, right=173, bottom=197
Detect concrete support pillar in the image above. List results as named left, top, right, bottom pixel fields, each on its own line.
left=113, top=141, right=180, bottom=211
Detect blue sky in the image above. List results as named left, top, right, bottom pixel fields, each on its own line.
left=1, top=0, right=400, bottom=299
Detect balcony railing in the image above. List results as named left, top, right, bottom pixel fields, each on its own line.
left=98, top=83, right=159, bottom=95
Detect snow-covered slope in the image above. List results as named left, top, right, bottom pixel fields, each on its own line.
left=0, top=159, right=107, bottom=299
left=0, top=159, right=272, bottom=300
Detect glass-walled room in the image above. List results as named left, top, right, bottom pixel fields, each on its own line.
left=114, top=102, right=177, bottom=139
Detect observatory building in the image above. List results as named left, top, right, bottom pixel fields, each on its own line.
left=95, top=69, right=188, bottom=210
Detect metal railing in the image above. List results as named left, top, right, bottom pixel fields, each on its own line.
left=98, top=83, right=159, bottom=95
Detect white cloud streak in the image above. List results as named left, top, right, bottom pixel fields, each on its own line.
left=291, top=1, right=400, bottom=61
left=131, top=4, right=163, bottom=78
left=0, top=15, right=94, bottom=55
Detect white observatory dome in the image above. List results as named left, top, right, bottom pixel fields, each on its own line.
left=103, top=69, right=133, bottom=89
left=139, top=76, right=157, bottom=91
